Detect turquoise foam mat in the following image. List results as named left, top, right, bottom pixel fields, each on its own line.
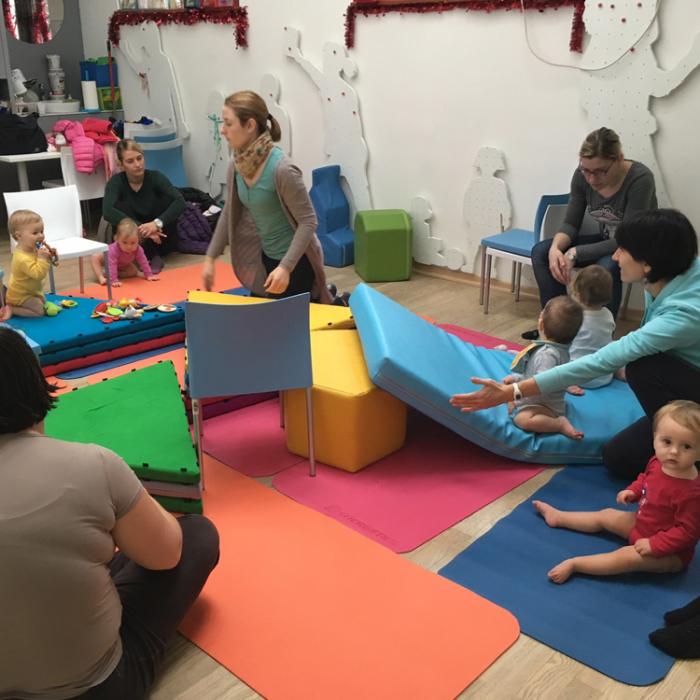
left=350, top=283, right=644, bottom=464
left=6, top=294, right=184, bottom=365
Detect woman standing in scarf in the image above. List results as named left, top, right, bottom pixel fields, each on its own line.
left=202, top=90, right=332, bottom=302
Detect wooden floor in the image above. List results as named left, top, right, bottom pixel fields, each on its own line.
left=4, top=233, right=700, bottom=700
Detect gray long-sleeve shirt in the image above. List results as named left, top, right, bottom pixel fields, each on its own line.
left=560, top=161, right=657, bottom=263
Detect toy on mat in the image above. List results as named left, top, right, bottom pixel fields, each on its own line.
left=59, top=299, right=78, bottom=308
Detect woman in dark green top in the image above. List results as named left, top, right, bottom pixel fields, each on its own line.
left=103, top=139, right=186, bottom=273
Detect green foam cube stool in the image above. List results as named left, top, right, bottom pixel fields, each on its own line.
left=354, top=209, right=412, bottom=282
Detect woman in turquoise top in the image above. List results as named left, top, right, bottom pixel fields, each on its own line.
left=203, top=91, right=331, bottom=302
left=451, top=209, right=700, bottom=480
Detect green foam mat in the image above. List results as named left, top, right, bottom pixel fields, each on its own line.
left=45, top=362, right=200, bottom=484
left=154, top=496, right=203, bottom=514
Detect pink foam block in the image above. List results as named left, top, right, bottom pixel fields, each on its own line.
left=273, top=413, right=543, bottom=553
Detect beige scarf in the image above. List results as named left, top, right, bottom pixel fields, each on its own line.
left=233, top=131, right=274, bottom=180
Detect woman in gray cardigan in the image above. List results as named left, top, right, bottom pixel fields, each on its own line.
left=524, top=127, right=657, bottom=339
left=203, top=90, right=332, bottom=303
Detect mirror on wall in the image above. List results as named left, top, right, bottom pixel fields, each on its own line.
left=3, top=0, right=64, bottom=44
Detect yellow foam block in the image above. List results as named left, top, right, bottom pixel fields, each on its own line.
left=284, top=329, right=407, bottom=472
left=187, top=290, right=355, bottom=330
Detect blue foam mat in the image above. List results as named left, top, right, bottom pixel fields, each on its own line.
left=55, top=343, right=185, bottom=379
left=440, top=466, right=700, bottom=685
left=6, top=295, right=184, bottom=364
left=350, top=283, right=644, bottom=464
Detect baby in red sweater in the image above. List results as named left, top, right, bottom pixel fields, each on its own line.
left=534, top=399, right=700, bottom=584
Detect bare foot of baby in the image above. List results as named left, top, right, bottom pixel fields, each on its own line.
left=559, top=417, right=584, bottom=440
left=548, top=559, right=575, bottom=584
left=566, top=385, right=585, bottom=396
left=533, top=500, right=564, bottom=528
left=98, top=275, right=106, bottom=285
left=0, top=305, right=11, bottom=321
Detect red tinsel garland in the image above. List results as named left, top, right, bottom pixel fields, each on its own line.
left=108, top=7, right=249, bottom=49
left=345, top=1, right=586, bottom=53
left=32, top=0, right=52, bottom=44
left=1, top=0, right=17, bottom=40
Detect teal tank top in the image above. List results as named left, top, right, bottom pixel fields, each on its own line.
left=236, top=147, right=295, bottom=261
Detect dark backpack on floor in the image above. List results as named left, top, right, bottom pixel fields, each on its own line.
left=176, top=202, right=214, bottom=255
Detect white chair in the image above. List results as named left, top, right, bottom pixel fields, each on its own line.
left=4, top=184, right=112, bottom=299
left=43, top=147, right=108, bottom=230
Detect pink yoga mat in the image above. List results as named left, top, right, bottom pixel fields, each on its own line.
left=273, top=413, right=544, bottom=553
left=438, top=323, right=523, bottom=351
left=202, top=399, right=306, bottom=477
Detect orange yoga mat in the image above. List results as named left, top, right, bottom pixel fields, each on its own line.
left=181, top=457, right=519, bottom=699
left=63, top=260, right=240, bottom=304
left=49, top=347, right=186, bottom=395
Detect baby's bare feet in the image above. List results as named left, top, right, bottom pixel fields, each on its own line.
left=548, top=559, right=575, bottom=584
left=559, top=417, right=584, bottom=440
left=532, top=500, right=563, bottom=528
left=98, top=275, right=106, bottom=285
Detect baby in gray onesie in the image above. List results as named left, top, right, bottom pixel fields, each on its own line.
left=506, top=295, right=584, bottom=440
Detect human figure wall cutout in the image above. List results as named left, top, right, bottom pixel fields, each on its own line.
left=461, top=146, right=512, bottom=275
left=285, top=26, right=372, bottom=213
left=579, top=0, right=700, bottom=206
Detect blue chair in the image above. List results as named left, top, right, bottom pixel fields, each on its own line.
left=124, top=123, right=178, bottom=143
left=309, top=165, right=354, bottom=267
left=479, top=193, right=569, bottom=314
left=185, top=293, right=316, bottom=487
left=139, top=138, right=188, bottom=188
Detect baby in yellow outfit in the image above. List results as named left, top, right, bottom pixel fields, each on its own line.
left=3, top=210, right=61, bottom=320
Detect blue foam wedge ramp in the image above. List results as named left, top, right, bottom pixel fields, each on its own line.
left=440, top=466, right=700, bottom=685
left=310, top=164, right=354, bottom=267
left=349, top=283, right=644, bottom=464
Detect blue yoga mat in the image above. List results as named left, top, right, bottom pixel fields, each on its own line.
left=440, top=465, right=700, bottom=685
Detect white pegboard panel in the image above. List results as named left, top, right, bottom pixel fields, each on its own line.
left=261, top=73, right=291, bottom=156
left=117, top=21, right=190, bottom=139
left=580, top=0, right=700, bottom=206
left=204, top=90, right=228, bottom=201
left=285, top=26, right=372, bottom=213
left=461, top=146, right=512, bottom=275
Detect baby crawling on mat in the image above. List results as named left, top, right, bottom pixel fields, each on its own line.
left=504, top=295, right=584, bottom=440
left=534, top=400, right=700, bottom=584
left=91, top=218, right=160, bottom=287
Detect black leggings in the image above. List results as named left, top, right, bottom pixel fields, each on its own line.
left=141, top=220, right=179, bottom=260
left=80, top=514, right=219, bottom=700
left=603, top=353, right=700, bottom=480
left=261, top=252, right=315, bottom=298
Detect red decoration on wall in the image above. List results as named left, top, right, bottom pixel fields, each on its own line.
left=345, top=1, right=586, bottom=53
left=108, top=6, right=249, bottom=49
left=32, top=0, right=52, bottom=44
left=2, top=0, right=17, bottom=40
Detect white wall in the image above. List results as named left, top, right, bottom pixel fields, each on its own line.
left=80, top=0, right=700, bottom=308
